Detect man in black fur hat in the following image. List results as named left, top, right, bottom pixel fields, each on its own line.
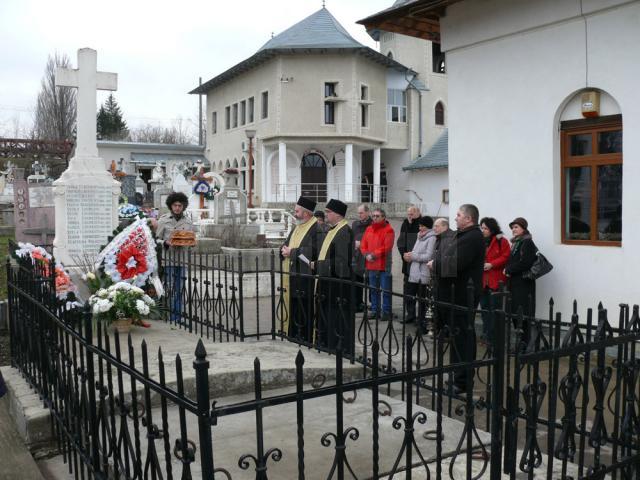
left=280, top=196, right=325, bottom=342
left=315, top=199, right=354, bottom=354
left=156, top=192, right=195, bottom=324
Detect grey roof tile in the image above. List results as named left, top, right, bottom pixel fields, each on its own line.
left=403, top=129, right=448, bottom=170
left=259, top=8, right=363, bottom=51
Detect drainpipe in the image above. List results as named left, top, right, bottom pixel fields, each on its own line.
left=405, top=72, right=423, bottom=157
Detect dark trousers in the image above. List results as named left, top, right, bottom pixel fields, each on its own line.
left=403, top=275, right=417, bottom=322
left=316, top=283, right=354, bottom=355
left=354, top=274, right=366, bottom=307
left=449, top=309, right=477, bottom=389
left=405, top=281, right=427, bottom=328
left=479, top=287, right=502, bottom=344
left=288, top=295, right=314, bottom=343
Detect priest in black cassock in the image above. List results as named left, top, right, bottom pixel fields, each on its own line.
left=314, top=199, right=355, bottom=355
left=281, top=196, right=325, bottom=342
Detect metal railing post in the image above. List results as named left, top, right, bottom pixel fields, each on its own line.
left=193, top=339, right=215, bottom=477
left=83, top=303, right=103, bottom=478
left=490, top=302, right=506, bottom=479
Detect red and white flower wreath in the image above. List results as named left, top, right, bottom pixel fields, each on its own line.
left=96, top=219, right=158, bottom=288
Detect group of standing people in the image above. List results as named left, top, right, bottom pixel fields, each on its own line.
left=158, top=190, right=542, bottom=394
left=280, top=197, right=541, bottom=394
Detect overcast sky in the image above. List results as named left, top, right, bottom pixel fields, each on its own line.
left=0, top=0, right=391, bottom=138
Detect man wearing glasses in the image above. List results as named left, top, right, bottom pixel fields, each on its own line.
left=360, top=208, right=395, bottom=320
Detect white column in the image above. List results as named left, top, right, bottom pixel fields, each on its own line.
left=278, top=142, right=287, bottom=202
left=344, top=143, right=353, bottom=202
left=373, top=147, right=381, bottom=203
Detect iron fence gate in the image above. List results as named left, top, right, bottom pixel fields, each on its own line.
left=6, top=250, right=640, bottom=479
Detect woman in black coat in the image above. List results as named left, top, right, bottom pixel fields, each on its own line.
left=504, top=217, right=537, bottom=350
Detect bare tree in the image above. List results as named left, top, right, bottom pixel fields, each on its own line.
left=33, top=53, right=77, bottom=140
left=128, top=117, right=198, bottom=144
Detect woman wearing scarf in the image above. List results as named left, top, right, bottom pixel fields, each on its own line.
left=479, top=217, right=510, bottom=346
left=504, top=217, right=537, bottom=351
left=403, top=216, right=437, bottom=334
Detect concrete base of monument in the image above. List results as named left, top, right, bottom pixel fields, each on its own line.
left=52, top=163, right=120, bottom=266
left=0, top=320, right=360, bottom=457
left=36, top=386, right=493, bottom=480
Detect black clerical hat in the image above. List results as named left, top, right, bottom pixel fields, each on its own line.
left=296, top=196, right=316, bottom=212
left=326, top=199, right=347, bottom=217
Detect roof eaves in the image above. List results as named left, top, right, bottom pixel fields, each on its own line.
left=189, top=50, right=277, bottom=94
left=191, top=47, right=415, bottom=95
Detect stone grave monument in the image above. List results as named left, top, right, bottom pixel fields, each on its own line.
left=214, top=170, right=247, bottom=225
left=53, top=48, right=121, bottom=265
left=13, top=168, right=56, bottom=245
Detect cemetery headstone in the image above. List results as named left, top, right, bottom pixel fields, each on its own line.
left=153, top=185, right=173, bottom=215
left=214, top=170, right=247, bottom=225
left=119, top=174, right=137, bottom=204
left=13, top=168, right=55, bottom=245
left=53, top=48, right=121, bottom=264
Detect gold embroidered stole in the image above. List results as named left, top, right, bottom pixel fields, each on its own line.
left=318, top=219, right=348, bottom=261
left=281, top=217, right=317, bottom=333
left=313, top=219, right=348, bottom=342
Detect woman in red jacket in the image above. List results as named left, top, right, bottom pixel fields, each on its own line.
left=479, top=217, right=510, bottom=345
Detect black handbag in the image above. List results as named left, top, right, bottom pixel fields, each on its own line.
left=523, top=252, right=553, bottom=280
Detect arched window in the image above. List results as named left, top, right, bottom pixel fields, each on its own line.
left=300, top=153, right=327, bottom=202
left=561, top=114, right=622, bottom=245
left=387, top=51, right=394, bottom=59
left=233, top=158, right=239, bottom=168
left=225, top=159, right=231, bottom=168
left=301, top=153, right=326, bottom=168
left=218, top=161, right=223, bottom=171
left=435, top=101, right=445, bottom=126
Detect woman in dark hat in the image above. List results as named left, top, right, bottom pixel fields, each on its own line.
left=504, top=217, right=537, bottom=350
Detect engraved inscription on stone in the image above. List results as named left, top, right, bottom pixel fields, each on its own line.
left=223, top=199, right=240, bottom=217
left=65, top=185, right=113, bottom=257
left=29, top=186, right=55, bottom=208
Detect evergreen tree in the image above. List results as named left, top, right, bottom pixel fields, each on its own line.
left=97, top=93, right=129, bottom=140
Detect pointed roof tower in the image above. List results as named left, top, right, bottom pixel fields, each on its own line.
left=258, top=7, right=363, bottom=51
left=191, top=7, right=414, bottom=94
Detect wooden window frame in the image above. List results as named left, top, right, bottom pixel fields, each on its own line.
left=560, top=114, right=622, bottom=246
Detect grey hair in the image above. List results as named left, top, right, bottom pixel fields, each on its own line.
left=459, top=204, right=479, bottom=224
left=435, top=217, right=449, bottom=228
left=374, top=208, right=387, bottom=218
left=358, top=204, right=370, bottom=212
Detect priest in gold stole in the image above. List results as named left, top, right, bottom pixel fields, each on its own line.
left=315, top=199, right=354, bottom=355
left=280, top=196, right=325, bottom=342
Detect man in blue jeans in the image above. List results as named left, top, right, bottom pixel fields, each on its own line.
left=156, top=192, right=196, bottom=325
left=359, top=208, right=395, bottom=320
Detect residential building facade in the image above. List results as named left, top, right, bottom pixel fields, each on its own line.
left=193, top=5, right=449, bottom=215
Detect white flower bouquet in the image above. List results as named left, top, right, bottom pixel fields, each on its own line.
left=89, top=281, right=158, bottom=328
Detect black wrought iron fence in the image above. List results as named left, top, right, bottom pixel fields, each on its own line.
left=6, top=249, right=640, bottom=479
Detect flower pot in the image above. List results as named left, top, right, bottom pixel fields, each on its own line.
left=112, top=318, right=133, bottom=334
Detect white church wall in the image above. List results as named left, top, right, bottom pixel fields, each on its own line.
left=408, top=169, right=449, bottom=218
left=442, top=0, right=640, bottom=319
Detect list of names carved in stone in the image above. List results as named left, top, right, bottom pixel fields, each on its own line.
left=65, top=185, right=113, bottom=257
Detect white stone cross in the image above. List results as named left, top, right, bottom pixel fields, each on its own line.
left=55, top=48, right=117, bottom=165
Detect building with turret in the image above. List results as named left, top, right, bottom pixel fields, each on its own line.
left=192, top=5, right=448, bottom=215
